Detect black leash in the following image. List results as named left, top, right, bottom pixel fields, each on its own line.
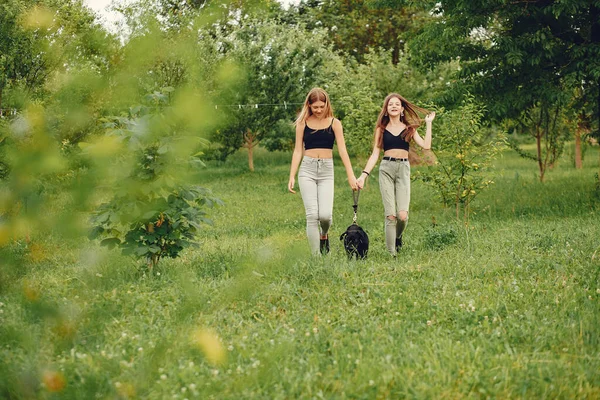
left=352, top=189, right=360, bottom=223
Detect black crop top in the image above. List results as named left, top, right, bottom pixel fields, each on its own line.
left=383, top=129, right=410, bottom=151
left=303, top=119, right=336, bottom=150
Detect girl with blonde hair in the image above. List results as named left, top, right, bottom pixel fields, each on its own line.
left=288, top=88, right=358, bottom=255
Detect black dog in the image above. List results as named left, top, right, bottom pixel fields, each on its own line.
left=340, top=223, right=369, bottom=259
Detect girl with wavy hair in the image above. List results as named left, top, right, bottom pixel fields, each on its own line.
left=357, top=93, right=435, bottom=256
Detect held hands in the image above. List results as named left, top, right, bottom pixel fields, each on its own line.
left=425, top=112, right=436, bottom=123
left=356, top=175, right=366, bottom=190
left=288, top=177, right=296, bottom=194
left=348, top=175, right=358, bottom=191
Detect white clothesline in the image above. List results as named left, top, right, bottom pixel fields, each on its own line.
left=0, top=108, right=18, bottom=118
left=0, top=102, right=305, bottom=118
left=213, top=101, right=304, bottom=109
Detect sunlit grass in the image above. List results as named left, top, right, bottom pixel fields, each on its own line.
left=1, top=147, right=599, bottom=398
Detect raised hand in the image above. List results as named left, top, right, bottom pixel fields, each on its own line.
left=425, top=112, right=436, bottom=123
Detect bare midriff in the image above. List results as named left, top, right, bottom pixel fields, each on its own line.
left=304, top=149, right=333, bottom=159
left=383, top=149, right=409, bottom=158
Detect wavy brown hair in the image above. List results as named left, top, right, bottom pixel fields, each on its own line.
left=375, top=93, right=430, bottom=149
left=294, top=87, right=334, bottom=127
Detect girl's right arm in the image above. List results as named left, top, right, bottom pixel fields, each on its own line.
left=288, top=123, right=304, bottom=193
left=356, top=128, right=382, bottom=189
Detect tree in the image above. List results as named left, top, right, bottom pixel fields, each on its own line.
left=291, top=0, right=428, bottom=65
left=0, top=0, right=116, bottom=109
left=87, top=92, right=221, bottom=269
left=0, top=1, right=117, bottom=257
left=210, top=19, right=331, bottom=169
left=116, top=0, right=281, bottom=37
left=410, top=0, right=600, bottom=181
left=568, top=82, right=597, bottom=170
left=415, top=96, right=506, bottom=221
left=505, top=102, right=571, bottom=182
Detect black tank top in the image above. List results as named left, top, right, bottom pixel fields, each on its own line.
left=383, top=129, right=409, bottom=151
left=303, top=119, right=335, bottom=150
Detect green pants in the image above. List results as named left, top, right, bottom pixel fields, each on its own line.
left=379, top=159, right=410, bottom=254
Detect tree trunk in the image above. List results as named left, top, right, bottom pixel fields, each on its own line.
left=243, top=129, right=258, bottom=172
left=576, top=112, right=592, bottom=169
left=149, top=254, right=160, bottom=270
left=455, top=175, right=463, bottom=219
left=248, top=144, right=254, bottom=172
left=574, top=128, right=582, bottom=169
left=536, top=132, right=545, bottom=182
left=392, top=42, right=400, bottom=65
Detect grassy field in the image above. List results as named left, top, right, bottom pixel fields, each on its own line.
left=1, top=145, right=600, bottom=399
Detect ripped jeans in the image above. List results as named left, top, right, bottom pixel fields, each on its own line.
left=379, top=159, right=411, bottom=254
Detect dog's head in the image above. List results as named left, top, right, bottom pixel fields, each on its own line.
left=340, top=223, right=369, bottom=259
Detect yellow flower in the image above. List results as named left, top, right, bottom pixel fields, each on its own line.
left=191, top=328, right=226, bottom=365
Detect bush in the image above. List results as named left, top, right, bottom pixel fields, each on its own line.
left=85, top=93, right=221, bottom=268
left=415, top=95, right=506, bottom=221
left=424, top=226, right=458, bottom=250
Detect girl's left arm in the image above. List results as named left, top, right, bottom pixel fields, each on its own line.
left=413, top=112, right=436, bottom=150
left=333, top=118, right=358, bottom=190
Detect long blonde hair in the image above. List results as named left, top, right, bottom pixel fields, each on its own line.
left=295, top=87, right=334, bottom=126
left=375, top=93, right=430, bottom=148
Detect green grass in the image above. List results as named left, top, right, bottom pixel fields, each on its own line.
left=1, top=147, right=600, bottom=399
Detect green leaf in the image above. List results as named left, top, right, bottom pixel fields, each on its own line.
left=100, top=238, right=121, bottom=249
left=88, top=226, right=104, bottom=240
left=142, top=210, right=159, bottom=219
left=148, top=245, right=161, bottom=254
left=134, top=246, right=149, bottom=256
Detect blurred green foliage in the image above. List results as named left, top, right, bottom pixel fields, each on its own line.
left=87, top=93, right=222, bottom=267
left=0, top=0, right=117, bottom=109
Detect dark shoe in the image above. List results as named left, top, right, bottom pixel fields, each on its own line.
left=395, top=236, right=403, bottom=252
left=320, top=237, right=330, bottom=255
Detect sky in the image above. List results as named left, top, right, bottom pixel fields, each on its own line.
left=83, top=0, right=127, bottom=32
left=83, top=0, right=300, bottom=33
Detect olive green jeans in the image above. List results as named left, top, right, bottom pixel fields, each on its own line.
left=379, top=159, right=410, bottom=254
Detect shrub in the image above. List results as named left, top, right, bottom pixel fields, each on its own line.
left=424, top=226, right=458, bottom=250
left=414, top=95, right=506, bottom=221
left=86, top=92, right=221, bottom=268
